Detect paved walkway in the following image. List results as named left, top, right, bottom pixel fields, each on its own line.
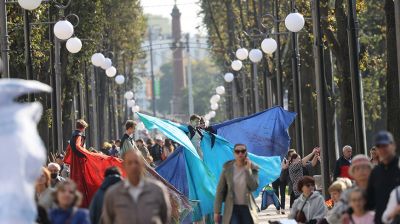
left=256, top=195, right=291, bottom=223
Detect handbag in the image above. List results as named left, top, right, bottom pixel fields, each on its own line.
left=295, top=193, right=312, bottom=223
left=391, top=188, right=400, bottom=224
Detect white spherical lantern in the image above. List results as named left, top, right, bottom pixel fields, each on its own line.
left=124, top=91, right=134, bottom=100
left=210, top=94, right=221, bottom=104
left=66, top=37, right=82, bottom=54
left=285, top=12, right=305, bottom=32
left=231, top=60, right=243, bottom=71
left=132, top=105, right=140, bottom=113
left=204, top=114, right=211, bottom=121
left=249, top=49, right=263, bottom=63
left=101, top=58, right=112, bottom=70
left=216, top=86, right=225, bottom=95
left=236, top=48, right=249, bottom=60
left=91, top=53, right=105, bottom=67
left=105, top=66, right=117, bottom=77
left=261, top=38, right=277, bottom=54
left=211, top=103, right=219, bottom=111
left=209, top=111, right=216, bottom=118
left=53, top=20, right=74, bottom=40
left=127, top=99, right=136, bottom=107
left=224, top=72, right=234, bottom=83
left=115, top=75, right=125, bottom=85
left=18, top=0, right=42, bottom=10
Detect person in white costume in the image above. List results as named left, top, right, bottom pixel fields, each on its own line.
left=0, top=79, right=51, bottom=224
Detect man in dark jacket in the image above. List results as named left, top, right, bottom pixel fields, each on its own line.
left=367, top=131, right=400, bottom=224
left=150, top=136, right=164, bottom=165
left=333, top=145, right=352, bottom=179
left=89, top=166, right=122, bottom=224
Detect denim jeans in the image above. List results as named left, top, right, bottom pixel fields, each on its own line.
left=230, top=205, right=253, bottom=224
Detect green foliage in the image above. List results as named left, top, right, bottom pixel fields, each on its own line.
left=6, top=0, right=146, bottom=146
left=200, top=0, right=389, bottom=149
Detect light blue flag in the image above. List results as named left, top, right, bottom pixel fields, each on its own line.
left=201, top=132, right=281, bottom=196
left=137, top=112, right=217, bottom=218
left=137, top=113, right=198, bottom=158
left=212, top=106, right=296, bottom=158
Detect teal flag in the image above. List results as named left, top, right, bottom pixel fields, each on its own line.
left=137, top=113, right=216, bottom=217
left=137, top=113, right=282, bottom=219
left=201, top=132, right=281, bottom=196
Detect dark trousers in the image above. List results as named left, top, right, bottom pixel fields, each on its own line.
left=272, top=179, right=286, bottom=210
left=290, top=191, right=299, bottom=208
left=230, top=205, right=253, bottom=224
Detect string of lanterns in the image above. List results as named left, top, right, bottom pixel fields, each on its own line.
left=18, top=0, right=83, bottom=55
left=224, top=12, right=305, bottom=82
left=18, top=0, right=138, bottom=113
left=203, top=85, right=225, bottom=124
left=91, top=52, right=138, bottom=111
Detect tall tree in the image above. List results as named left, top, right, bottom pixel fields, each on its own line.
left=385, top=0, right=400, bottom=150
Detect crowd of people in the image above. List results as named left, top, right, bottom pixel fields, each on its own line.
left=81, top=123, right=178, bottom=168
left=32, top=115, right=400, bottom=224
left=32, top=119, right=184, bottom=224
left=268, top=131, right=400, bottom=224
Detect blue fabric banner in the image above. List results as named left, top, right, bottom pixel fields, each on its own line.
left=156, top=146, right=189, bottom=197
left=211, top=106, right=296, bottom=158
left=138, top=112, right=286, bottom=219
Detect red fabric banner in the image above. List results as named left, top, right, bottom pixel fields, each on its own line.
left=64, top=137, right=125, bottom=208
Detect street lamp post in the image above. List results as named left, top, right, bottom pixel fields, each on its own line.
left=185, top=33, right=194, bottom=115
left=274, top=0, right=283, bottom=106
left=249, top=48, right=263, bottom=112
left=53, top=13, right=79, bottom=153
left=23, top=9, right=34, bottom=100
left=0, top=0, right=9, bottom=78
left=395, top=0, right=400, bottom=102
left=288, top=0, right=305, bottom=156
left=148, top=28, right=156, bottom=117
left=54, top=32, right=63, bottom=153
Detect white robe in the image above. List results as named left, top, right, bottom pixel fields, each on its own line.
left=0, top=79, right=51, bottom=224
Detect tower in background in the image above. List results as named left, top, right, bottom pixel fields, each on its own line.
left=171, top=3, right=185, bottom=116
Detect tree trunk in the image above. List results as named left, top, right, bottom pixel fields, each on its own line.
left=300, top=36, right=317, bottom=156
left=324, top=48, right=338, bottom=177
left=335, top=0, right=355, bottom=148
left=385, top=0, right=400, bottom=151
left=61, top=47, right=74, bottom=150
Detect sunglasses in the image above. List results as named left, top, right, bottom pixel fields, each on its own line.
left=234, top=149, right=247, bottom=154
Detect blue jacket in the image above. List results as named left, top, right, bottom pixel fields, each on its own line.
left=50, top=207, right=90, bottom=224
left=89, top=175, right=122, bottom=224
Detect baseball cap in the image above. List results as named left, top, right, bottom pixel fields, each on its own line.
left=155, top=135, right=163, bottom=141
left=374, top=131, right=394, bottom=146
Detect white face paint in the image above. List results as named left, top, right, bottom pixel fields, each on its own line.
left=0, top=79, right=51, bottom=223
